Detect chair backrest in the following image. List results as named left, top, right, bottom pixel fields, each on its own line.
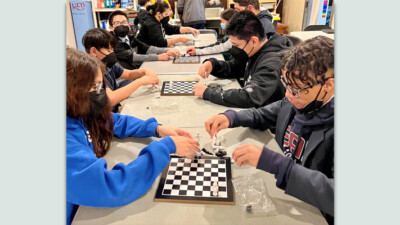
left=304, top=25, right=331, bottom=31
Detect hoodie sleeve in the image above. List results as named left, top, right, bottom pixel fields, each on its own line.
left=67, top=134, right=176, bottom=208
left=203, top=58, right=282, bottom=108
left=205, top=57, right=246, bottom=79
left=195, top=39, right=232, bottom=56
left=112, top=113, right=159, bottom=138
left=222, top=99, right=284, bottom=130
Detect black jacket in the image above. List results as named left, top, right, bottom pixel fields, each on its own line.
left=112, top=33, right=153, bottom=70
left=136, top=14, right=181, bottom=47
left=203, top=33, right=292, bottom=108
left=229, top=97, right=334, bottom=224
left=134, top=9, right=149, bottom=26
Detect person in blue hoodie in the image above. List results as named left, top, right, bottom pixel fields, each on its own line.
left=66, top=48, right=200, bottom=225
left=204, top=36, right=334, bottom=224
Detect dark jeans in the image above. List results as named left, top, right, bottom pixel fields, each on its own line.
left=187, top=23, right=206, bottom=29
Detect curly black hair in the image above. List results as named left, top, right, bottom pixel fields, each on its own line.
left=282, top=35, right=334, bottom=88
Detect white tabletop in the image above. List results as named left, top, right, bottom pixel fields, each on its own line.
left=140, top=33, right=224, bottom=75
left=289, top=30, right=334, bottom=41
left=72, top=74, right=328, bottom=225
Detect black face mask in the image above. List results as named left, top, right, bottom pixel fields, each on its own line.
left=88, top=88, right=108, bottom=118
left=101, top=52, right=118, bottom=67
left=160, top=15, right=170, bottom=24
left=298, top=85, right=328, bottom=115
left=230, top=40, right=250, bottom=62
left=114, top=25, right=129, bottom=37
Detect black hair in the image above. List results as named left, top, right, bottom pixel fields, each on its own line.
left=220, top=8, right=236, bottom=21
left=146, top=0, right=170, bottom=15
left=282, top=36, right=334, bottom=88
left=138, top=0, right=150, bottom=6
left=226, top=10, right=265, bottom=41
left=108, top=10, right=129, bottom=26
left=82, top=28, right=116, bottom=53
left=233, top=0, right=260, bottom=10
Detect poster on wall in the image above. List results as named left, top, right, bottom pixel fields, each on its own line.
left=70, top=0, right=95, bottom=51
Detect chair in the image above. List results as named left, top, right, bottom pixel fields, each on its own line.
left=284, top=34, right=303, bottom=47
left=304, top=25, right=331, bottom=31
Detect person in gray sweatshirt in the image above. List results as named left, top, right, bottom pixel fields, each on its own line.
left=177, top=0, right=206, bottom=29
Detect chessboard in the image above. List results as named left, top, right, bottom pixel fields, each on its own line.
left=160, top=81, right=198, bottom=96
left=154, top=156, right=234, bottom=205
left=173, top=55, right=200, bottom=64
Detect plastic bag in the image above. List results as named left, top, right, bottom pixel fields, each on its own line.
left=232, top=174, right=276, bottom=215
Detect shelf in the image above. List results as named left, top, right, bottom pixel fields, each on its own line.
left=94, top=8, right=138, bottom=13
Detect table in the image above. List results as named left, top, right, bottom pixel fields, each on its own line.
left=139, top=33, right=224, bottom=75
left=72, top=74, right=328, bottom=225
left=289, top=31, right=334, bottom=41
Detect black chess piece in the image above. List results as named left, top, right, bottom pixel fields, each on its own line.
left=246, top=204, right=252, bottom=212
left=215, top=150, right=226, bottom=157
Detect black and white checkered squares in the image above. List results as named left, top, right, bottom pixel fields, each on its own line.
left=161, top=81, right=198, bottom=96
left=162, top=157, right=228, bottom=198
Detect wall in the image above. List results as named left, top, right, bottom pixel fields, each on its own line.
left=282, top=0, right=305, bottom=33
left=66, top=0, right=77, bottom=49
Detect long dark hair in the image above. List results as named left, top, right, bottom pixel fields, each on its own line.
left=66, top=48, right=113, bottom=158
left=282, top=36, right=334, bottom=88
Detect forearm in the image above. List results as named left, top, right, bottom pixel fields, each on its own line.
left=179, top=26, right=192, bottom=33
left=196, top=40, right=232, bottom=56
left=106, top=80, right=143, bottom=106
left=127, top=68, right=147, bottom=79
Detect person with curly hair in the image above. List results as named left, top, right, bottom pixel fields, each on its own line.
left=204, top=36, right=335, bottom=224
left=66, top=48, right=200, bottom=225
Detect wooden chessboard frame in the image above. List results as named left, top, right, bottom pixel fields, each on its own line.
left=160, top=81, right=198, bottom=96
left=154, top=155, right=235, bottom=205
left=172, top=55, right=200, bottom=64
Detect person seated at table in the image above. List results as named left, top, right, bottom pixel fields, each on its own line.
left=108, top=10, right=181, bottom=70
left=82, top=28, right=159, bottom=112
left=233, top=0, right=275, bottom=35
left=135, top=0, right=151, bottom=27
left=66, top=48, right=200, bottom=225
left=204, top=36, right=334, bottom=224
left=136, top=0, right=200, bottom=47
left=186, top=8, right=236, bottom=61
left=194, top=11, right=291, bottom=108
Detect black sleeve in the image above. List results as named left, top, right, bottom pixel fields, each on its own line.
left=203, top=58, right=282, bottom=108
left=163, top=23, right=181, bottom=35
left=141, top=22, right=169, bottom=47
left=132, top=37, right=150, bottom=54
left=114, top=41, right=133, bottom=63
left=205, top=58, right=246, bottom=79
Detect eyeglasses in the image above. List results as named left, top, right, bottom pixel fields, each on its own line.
left=112, top=21, right=129, bottom=27
left=92, top=82, right=104, bottom=94
left=280, top=75, right=315, bottom=98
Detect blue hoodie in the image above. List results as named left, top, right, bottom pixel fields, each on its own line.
left=66, top=113, right=176, bottom=225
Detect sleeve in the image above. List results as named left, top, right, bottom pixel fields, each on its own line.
left=163, top=23, right=181, bottom=35
left=195, top=39, right=232, bottom=56
left=142, top=22, right=169, bottom=47
left=285, top=164, right=334, bottom=216
left=112, top=113, right=159, bottom=138
left=132, top=52, right=159, bottom=62
left=146, top=45, right=168, bottom=55
left=113, top=64, right=125, bottom=79
left=115, top=48, right=134, bottom=63
left=67, top=135, right=176, bottom=208
left=205, top=57, right=246, bottom=79
left=222, top=99, right=284, bottom=130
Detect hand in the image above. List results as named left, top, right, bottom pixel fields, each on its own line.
left=178, top=37, right=190, bottom=44
left=157, top=126, right=194, bottom=139
left=166, top=49, right=180, bottom=58
left=186, top=47, right=196, bottom=55
left=198, top=61, right=213, bottom=79
left=144, top=68, right=158, bottom=78
left=204, top=114, right=230, bottom=138
left=232, top=143, right=263, bottom=167
left=193, top=83, right=207, bottom=99
left=170, top=136, right=200, bottom=159
left=138, top=75, right=159, bottom=86
left=191, top=28, right=200, bottom=36
left=157, top=53, right=170, bottom=61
